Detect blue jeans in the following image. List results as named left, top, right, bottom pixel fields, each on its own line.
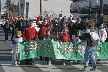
left=84, top=46, right=96, bottom=66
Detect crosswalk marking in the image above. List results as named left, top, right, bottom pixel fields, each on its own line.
left=35, top=61, right=63, bottom=72
left=100, top=61, right=108, bottom=66
left=0, top=61, right=24, bottom=72
left=0, top=61, right=108, bottom=72
left=72, top=64, right=102, bottom=72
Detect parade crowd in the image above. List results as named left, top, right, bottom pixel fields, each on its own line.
left=3, top=14, right=108, bottom=71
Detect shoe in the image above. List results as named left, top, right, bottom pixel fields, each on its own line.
left=12, top=61, right=17, bottom=65
left=30, top=62, right=34, bottom=65
left=17, top=61, right=20, bottom=65
left=47, top=61, right=51, bottom=65
left=82, top=66, right=88, bottom=70
left=77, top=60, right=80, bottom=64
left=90, top=66, right=96, bottom=71
left=67, top=61, right=70, bottom=65
left=62, top=62, right=66, bottom=65
left=73, top=60, right=77, bottom=64
left=10, top=50, right=13, bottom=53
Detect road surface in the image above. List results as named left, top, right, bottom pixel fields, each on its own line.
left=0, top=28, right=108, bottom=72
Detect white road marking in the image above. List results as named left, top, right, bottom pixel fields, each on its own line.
left=0, top=61, right=25, bottom=72
left=72, top=64, right=102, bottom=72
left=35, top=61, right=63, bottom=72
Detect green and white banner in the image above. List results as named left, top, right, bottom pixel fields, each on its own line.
left=18, top=40, right=108, bottom=60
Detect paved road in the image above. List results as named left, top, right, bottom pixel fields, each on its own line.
left=0, top=28, right=108, bottom=72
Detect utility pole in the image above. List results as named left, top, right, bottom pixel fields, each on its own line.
left=40, top=0, right=42, bottom=14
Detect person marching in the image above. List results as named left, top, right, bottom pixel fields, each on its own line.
left=78, top=20, right=100, bottom=71
left=43, top=30, right=53, bottom=65
left=59, top=28, right=71, bottom=65
left=72, top=30, right=81, bottom=64
left=23, top=20, right=38, bottom=65
left=36, top=18, right=51, bottom=61
left=11, top=31, right=23, bottom=65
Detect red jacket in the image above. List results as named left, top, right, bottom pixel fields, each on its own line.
left=10, top=18, right=15, bottom=23
left=60, top=33, right=70, bottom=42
left=36, top=17, right=50, bottom=39
left=39, top=25, right=50, bottom=38
left=23, top=27, right=38, bottom=41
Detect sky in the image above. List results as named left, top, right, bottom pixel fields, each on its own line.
left=1, top=0, right=18, bottom=8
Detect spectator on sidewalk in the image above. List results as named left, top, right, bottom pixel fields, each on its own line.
left=3, top=20, right=10, bottom=42
left=21, top=14, right=28, bottom=34
left=68, top=21, right=76, bottom=40
left=15, top=17, right=23, bottom=32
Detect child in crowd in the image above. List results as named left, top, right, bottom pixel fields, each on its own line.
left=43, top=30, right=53, bottom=65
left=43, top=30, right=53, bottom=40
left=11, top=31, right=23, bottom=65
left=72, top=30, right=81, bottom=64
left=59, top=28, right=71, bottom=65
left=72, top=30, right=81, bottom=44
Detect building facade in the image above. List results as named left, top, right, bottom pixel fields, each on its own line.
left=20, top=0, right=72, bottom=19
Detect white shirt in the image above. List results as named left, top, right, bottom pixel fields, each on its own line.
left=96, top=28, right=107, bottom=42
left=72, top=35, right=81, bottom=43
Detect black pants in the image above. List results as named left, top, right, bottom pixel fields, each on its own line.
left=25, top=58, right=34, bottom=64
left=40, top=56, right=43, bottom=60
left=45, top=57, right=50, bottom=62
left=61, top=59, right=66, bottom=63
left=40, top=56, right=50, bottom=62
left=5, top=30, right=9, bottom=40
